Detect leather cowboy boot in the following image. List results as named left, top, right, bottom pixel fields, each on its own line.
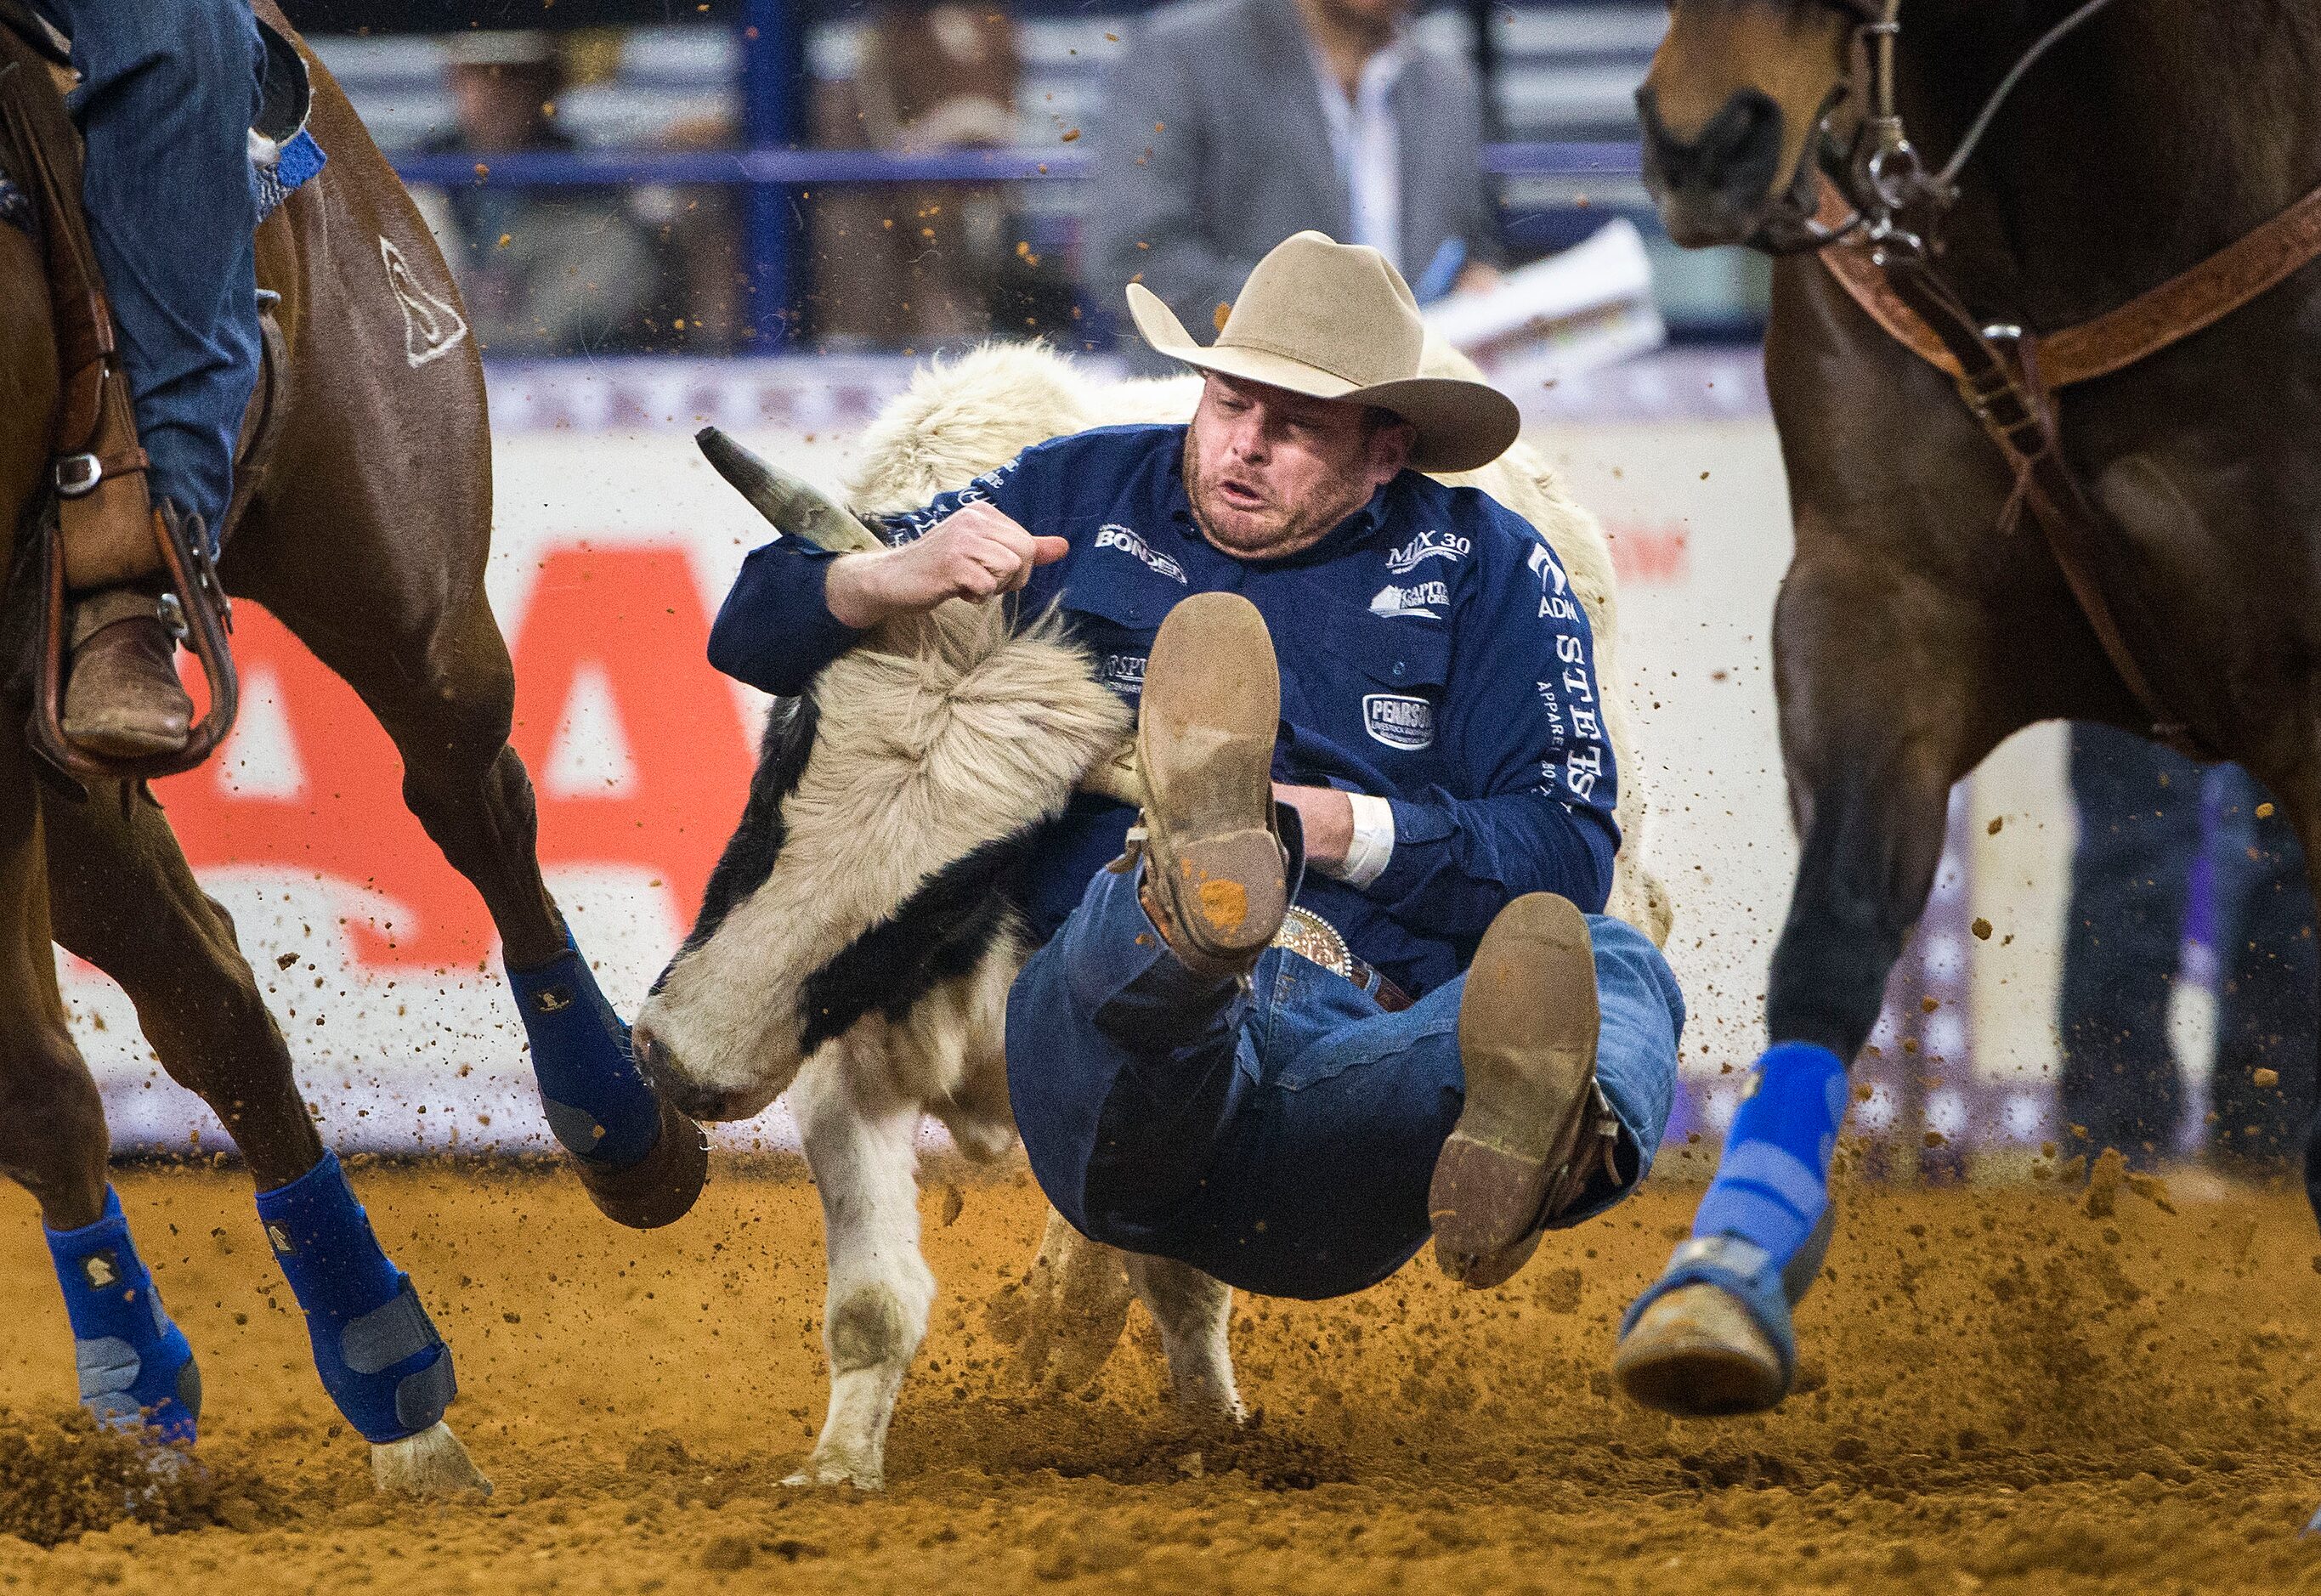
left=1430, top=892, right=1622, bottom=1290
left=1131, top=592, right=1288, bottom=976
left=60, top=574, right=194, bottom=760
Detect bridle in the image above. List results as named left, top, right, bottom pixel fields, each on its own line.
left=1763, top=0, right=2130, bottom=256
left=1729, top=0, right=2321, bottom=760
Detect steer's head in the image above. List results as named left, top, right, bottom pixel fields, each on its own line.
left=1636, top=1, right=1855, bottom=248
left=632, top=431, right=1134, bottom=1123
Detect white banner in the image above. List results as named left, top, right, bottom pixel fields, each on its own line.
left=78, top=353, right=2073, bottom=1162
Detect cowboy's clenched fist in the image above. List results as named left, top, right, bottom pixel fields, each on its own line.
left=824, top=501, right=1070, bottom=628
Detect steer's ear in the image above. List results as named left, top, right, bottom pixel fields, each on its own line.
left=695, top=427, right=885, bottom=553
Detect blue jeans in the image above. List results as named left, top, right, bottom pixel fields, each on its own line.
left=2059, top=724, right=2314, bottom=1164
left=33, top=0, right=263, bottom=537
left=1006, top=863, right=1684, bottom=1299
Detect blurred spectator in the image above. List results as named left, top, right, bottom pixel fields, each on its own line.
left=805, top=4, right=1033, bottom=348
left=1084, top=0, right=1503, bottom=371
left=2058, top=723, right=2315, bottom=1174
left=417, top=31, right=665, bottom=356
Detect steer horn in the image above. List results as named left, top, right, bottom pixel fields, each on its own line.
left=693, top=426, right=1152, bottom=806
left=695, top=427, right=884, bottom=553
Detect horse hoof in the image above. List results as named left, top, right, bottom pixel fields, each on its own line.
left=1613, top=1282, right=1787, bottom=1417
left=371, top=1421, right=493, bottom=1497
left=574, top=1095, right=709, bottom=1230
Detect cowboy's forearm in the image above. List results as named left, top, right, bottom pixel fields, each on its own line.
left=706, top=539, right=863, bottom=696
left=1373, top=790, right=1617, bottom=931
left=1271, top=783, right=1353, bottom=869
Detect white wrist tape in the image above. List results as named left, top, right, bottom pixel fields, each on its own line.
left=1320, top=791, right=1395, bottom=888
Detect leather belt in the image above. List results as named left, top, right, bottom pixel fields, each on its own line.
left=1272, top=905, right=1413, bottom=1013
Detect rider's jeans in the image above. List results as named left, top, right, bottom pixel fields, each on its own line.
left=1006, top=861, right=1684, bottom=1299
left=33, top=0, right=264, bottom=539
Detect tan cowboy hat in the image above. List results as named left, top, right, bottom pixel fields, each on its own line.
left=1126, top=230, right=1521, bottom=473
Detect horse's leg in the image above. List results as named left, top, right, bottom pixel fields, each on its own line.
left=42, top=784, right=487, bottom=1493
left=0, top=758, right=205, bottom=1441
left=787, top=1048, right=934, bottom=1490
left=1122, top=1253, right=1241, bottom=1423
left=1615, top=526, right=2032, bottom=1418
left=252, top=579, right=705, bottom=1231
left=224, top=85, right=703, bottom=1231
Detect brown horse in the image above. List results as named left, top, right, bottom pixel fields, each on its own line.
left=1612, top=0, right=2321, bottom=1416
left=0, top=5, right=701, bottom=1489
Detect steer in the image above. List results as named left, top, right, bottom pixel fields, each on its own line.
left=636, top=342, right=1670, bottom=1488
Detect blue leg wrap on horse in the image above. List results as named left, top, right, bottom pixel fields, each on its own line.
left=44, top=1187, right=201, bottom=1443
left=1692, top=1041, right=1848, bottom=1258
left=1620, top=1043, right=1848, bottom=1384
left=507, top=931, right=660, bottom=1168
left=256, top=1152, right=455, bottom=1445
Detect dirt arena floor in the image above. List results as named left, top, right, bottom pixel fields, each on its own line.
left=7, top=1154, right=2321, bottom=1593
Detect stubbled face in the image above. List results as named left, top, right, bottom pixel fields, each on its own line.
left=1636, top=0, right=1854, bottom=247
left=1183, top=374, right=1413, bottom=560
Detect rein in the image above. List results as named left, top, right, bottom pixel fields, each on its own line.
left=1787, top=0, right=2321, bottom=758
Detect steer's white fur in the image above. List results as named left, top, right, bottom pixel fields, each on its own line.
left=643, top=341, right=1670, bottom=1489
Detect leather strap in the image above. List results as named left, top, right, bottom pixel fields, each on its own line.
left=0, top=52, right=156, bottom=588
left=1871, top=247, right=2207, bottom=756
left=1801, top=168, right=2321, bottom=758
left=1814, top=173, right=2321, bottom=392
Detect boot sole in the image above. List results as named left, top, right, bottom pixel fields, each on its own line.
left=1137, top=593, right=1284, bottom=960
left=1430, top=893, right=1598, bottom=1282
left=1613, top=1282, right=1788, bottom=1416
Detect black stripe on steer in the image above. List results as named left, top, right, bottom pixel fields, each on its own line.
left=659, top=693, right=821, bottom=987
left=795, top=830, right=1036, bottom=1056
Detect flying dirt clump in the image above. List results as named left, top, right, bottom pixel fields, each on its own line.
left=0, top=1406, right=278, bottom=1547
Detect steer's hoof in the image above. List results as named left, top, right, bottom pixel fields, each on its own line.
left=573, top=1095, right=709, bottom=1230
left=1614, top=1282, right=1787, bottom=1417
left=784, top=1452, right=881, bottom=1491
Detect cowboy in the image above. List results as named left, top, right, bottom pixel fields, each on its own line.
left=31, top=0, right=266, bottom=759
left=707, top=232, right=1683, bottom=1298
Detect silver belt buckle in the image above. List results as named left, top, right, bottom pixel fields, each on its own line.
left=54, top=452, right=101, bottom=497
left=1271, top=904, right=1353, bottom=980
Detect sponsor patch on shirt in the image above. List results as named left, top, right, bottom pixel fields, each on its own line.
left=1386, top=530, right=1470, bottom=573
left=1098, top=652, right=1147, bottom=695
left=1094, top=524, right=1186, bottom=583
left=1362, top=693, right=1435, bottom=750
left=1368, top=580, right=1449, bottom=620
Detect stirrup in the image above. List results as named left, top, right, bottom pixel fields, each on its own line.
left=32, top=501, right=238, bottom=784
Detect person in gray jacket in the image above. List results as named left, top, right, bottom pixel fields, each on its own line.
left=1084, top=0, right=1502, bottom=370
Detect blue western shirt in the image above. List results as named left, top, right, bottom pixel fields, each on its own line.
left=707, top=423, right=1619, bottom=998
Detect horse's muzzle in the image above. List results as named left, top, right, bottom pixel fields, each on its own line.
left=1637, top=86, right=1789, bottom=249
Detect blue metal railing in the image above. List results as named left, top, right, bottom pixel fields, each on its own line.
left=390, top=141, right=1644, bottom=189
left=393, top=139, right=1650, bottom=348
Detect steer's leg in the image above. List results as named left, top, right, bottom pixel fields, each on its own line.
left=1123, top=1253, right=1241, bottom=1423
left=787, top=1049, right=935, bottom=1490
left=1008, top=1209, right=1135, bottom=1394
left=1615, top=524, right=2050, bottom=1418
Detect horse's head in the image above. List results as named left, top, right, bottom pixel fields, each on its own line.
left=1636, top=1, right=1857, bottom=248
left=632, top=431, right=1132, bottom=1125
